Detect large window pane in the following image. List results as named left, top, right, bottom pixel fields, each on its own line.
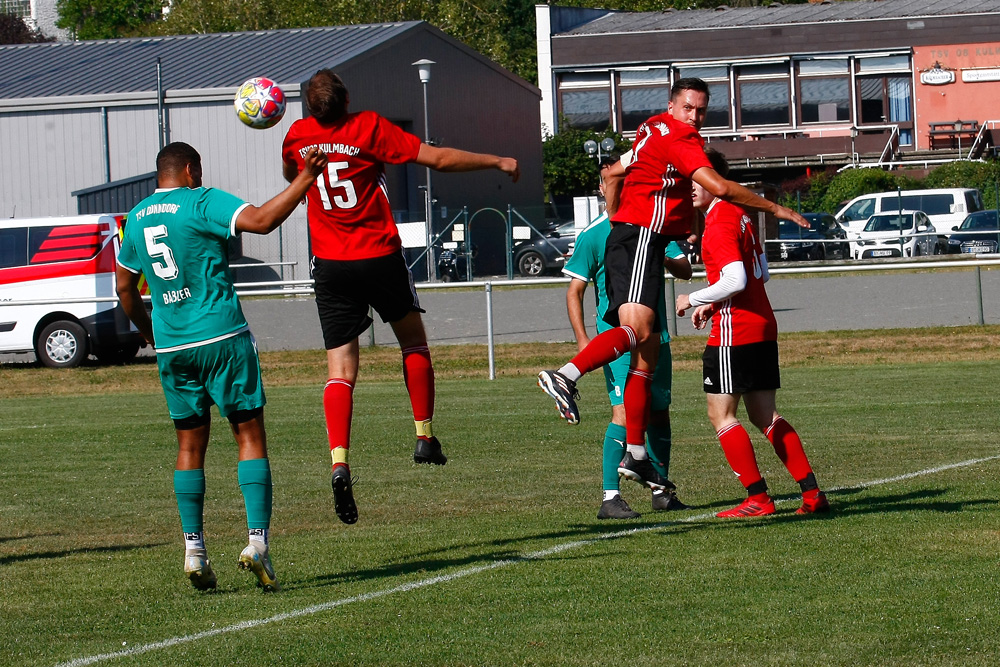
left=739, top=81, right=789, bottom=126
left=705, top=82, right=730, bottom=129
left=620, top=86, right=669, bottom=132
left=560, top=90, right=611, bottom=131
left=800, top=78, right=850, bottom=122
left=859, top=78, right=885, bottom=124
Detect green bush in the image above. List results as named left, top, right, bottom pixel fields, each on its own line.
left=923, top=160, right=1000, bottom=209
left=542, top=120, right=631, bottom=199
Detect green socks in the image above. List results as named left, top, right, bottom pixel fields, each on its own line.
left=238, top=458, right=272, bottom=531
left=646, top=422, right=672, bottom=480
left=602, top=423, right=627, bottom=491
left=174, top=468, right=206, bottom=534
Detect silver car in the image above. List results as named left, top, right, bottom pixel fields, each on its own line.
left=851, top=210, right=939, bottom=259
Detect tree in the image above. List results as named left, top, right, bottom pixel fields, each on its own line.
left=923, top=159, right=1000, bottom=209
left=542, top=120, right=630, bottom=199
left=0, top=13, right=54, bottom=43
left=57, top=0, right=165, bottom=40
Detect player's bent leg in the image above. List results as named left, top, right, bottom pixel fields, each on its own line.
left=392, top=312, right=447, bottom=465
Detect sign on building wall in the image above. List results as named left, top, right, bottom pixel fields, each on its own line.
left=961, top=69, right=1000, bottom=83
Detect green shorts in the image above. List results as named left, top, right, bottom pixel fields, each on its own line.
left=156, top=331, right=266, bottom=420
left=603, top=343, right=672, bottom=411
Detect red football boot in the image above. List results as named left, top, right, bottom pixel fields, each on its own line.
left=716, top=494, right=775, bottom=518
left=796, top=491, right=831, bottom=515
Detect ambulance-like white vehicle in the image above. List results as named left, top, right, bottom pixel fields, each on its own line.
left=0, top=214, right=147, bottom=368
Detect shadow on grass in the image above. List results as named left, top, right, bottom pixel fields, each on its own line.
left=0, top=541, right=168, bottom=566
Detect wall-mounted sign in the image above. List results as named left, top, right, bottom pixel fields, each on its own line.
left=920, top=69, right=955, bottom=85
left=962, top=68, right=1000, bottom=83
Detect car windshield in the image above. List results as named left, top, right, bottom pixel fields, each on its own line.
left=552, top=222, right=576, bottom=237
left=960, top=211, right=1000, bottom=230
left=865, top=214, right=913, bottom=232
left=778, top=219, right=818, bottom=238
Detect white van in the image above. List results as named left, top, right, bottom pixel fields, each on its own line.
left=0, top=214, right=147, bottom=367
left=835, top=188, right=984, bottom=235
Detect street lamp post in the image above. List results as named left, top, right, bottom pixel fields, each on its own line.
left=583, top=136, right=617, bottom=161
left=413, top=59, right=436, bottom=282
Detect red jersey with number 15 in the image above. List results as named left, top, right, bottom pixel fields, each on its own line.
left=612, top=113, right=711, bottom=236
left=701, top=198, right=778, bottom=346
left=282, top=110, right=422, bottom=261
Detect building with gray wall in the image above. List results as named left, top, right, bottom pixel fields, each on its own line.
left=0, top=21, right=543, bottom=280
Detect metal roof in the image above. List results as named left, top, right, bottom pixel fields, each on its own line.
left=558, top=0, right=1000, bottom=35
left=0, top=22, right=419, bottom=99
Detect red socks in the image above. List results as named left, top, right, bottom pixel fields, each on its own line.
left=623, top=368, right=653, bottom=447
left=717, top=422, right=764, bottom=490
left=569, top=326, right=636, bottom=376
left=402, top=345, right=434, bottom=439
left=765, top=416, right=813, bottom=482
left=324, top=378, right=354, bottom=465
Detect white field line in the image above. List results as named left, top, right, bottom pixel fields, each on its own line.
left=55, top=454, right=1000, bottom=667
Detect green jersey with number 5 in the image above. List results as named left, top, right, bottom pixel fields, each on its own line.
left=118, top=187, right=250, bottom=351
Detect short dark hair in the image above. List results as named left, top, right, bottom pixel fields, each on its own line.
left=671, top=77, right=710, bottom=102
left=156, top=142, right=200, bottom=177
left=704, top=146, right=729, bottom=178
left=598, top=154, right=620, bottom=170
left=305, top=69, right=349, bottom=123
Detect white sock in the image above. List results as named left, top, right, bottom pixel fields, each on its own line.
left=249, top=528, right=269, bottom=548
left=184, top=531, right=206, bottom=554
left=603, top=490, right=620, bottom=502
left=627, top=444, right=648, bottom=460
left=558, top=363, right=582, bottom=382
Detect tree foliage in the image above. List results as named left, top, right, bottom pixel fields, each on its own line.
left=923, top=159, right=1000, bottom=209
left=0, top=13, right=55, bottom=43
left=56, top=0, right=166, bottom=39
left=542, top=120, right=631, bottom=199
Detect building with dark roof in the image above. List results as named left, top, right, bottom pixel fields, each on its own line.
left=536, top=0, right=1000, bottom=177
left=0, top=21, right=542, bottom=279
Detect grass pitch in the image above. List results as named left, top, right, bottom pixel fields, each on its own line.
left=2, top=328, right=1000, bottom=666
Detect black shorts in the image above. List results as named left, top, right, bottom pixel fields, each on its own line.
left=702, top=340, right=781, bottom=394
left=602, top=222, right=668, bottom=329
left=312, top=252, right=425, bottom=349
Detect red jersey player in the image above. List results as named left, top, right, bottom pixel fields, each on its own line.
left=538, top=78, right=808, bottom=496
left=282, top=69, right=518, bottom=525
left=676, top=148, right=830, bottom=517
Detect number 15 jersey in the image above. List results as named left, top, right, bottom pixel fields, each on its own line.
left=282, top=110, right=422, bottom=261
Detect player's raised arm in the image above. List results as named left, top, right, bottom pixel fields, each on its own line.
left=414, top=144, right=519, bottom=182
left=692, top=166, right=808, bottom=228
left=239, top=147, right=328, bottom=234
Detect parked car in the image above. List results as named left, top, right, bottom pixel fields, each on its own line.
left=945, top=209, right=1000, bottom=254
left=836, top=188, right=983, bottom=235
left=850, top=210, right=939, bottom=259
left=767, top=213, right=849, bottom=262
left=513, top=221, right=576, bottom=277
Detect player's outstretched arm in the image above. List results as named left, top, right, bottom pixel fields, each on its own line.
left=601, top=160, right=625, bottom=216
left=692, top=167, right=808, bottom=228
left=565, top=278, right=591, bottom=352
left=239, top=147, right=328, bottom=234
left=415, top=145, right=519, bottom=182
left=115, top=265, right=154, bottom=345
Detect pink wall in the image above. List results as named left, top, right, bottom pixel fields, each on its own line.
left=914, top=43, right=1000, bottom=150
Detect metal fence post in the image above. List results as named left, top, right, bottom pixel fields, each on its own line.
left=485, top=282, right=496, bottom=380
left=667, top=276, right=678, bottom=337
left=975, top=266, right=985, bottom=325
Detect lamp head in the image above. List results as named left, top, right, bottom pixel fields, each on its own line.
left=412, top=59, right=435, bottom=83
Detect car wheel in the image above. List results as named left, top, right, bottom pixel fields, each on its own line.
left=37, top=320, right=88, bottom=368
left=518, top=250, right=545, bottom=277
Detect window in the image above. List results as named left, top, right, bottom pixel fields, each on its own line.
left=797, top=59, right=850, bottom=124
left=557, top=72, right=611, bottom=131
left=0, top=228, right=27, bottom=269
left=736, top=64, right=790, bottom=127
left=0, top=0, right=30, bottom=19
left=858, top=75, right=913, bottom=145
left=618, top=70, right=670, bottom=132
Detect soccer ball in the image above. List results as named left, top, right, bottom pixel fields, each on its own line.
left=234, top=77, right=286, bottom=129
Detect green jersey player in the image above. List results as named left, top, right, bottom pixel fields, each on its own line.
left=116, top=141, right=327, bottom=591
left=563, top=157, right=692, bottom=519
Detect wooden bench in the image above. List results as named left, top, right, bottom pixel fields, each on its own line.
left=929, top=120, right=979, bottom=150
